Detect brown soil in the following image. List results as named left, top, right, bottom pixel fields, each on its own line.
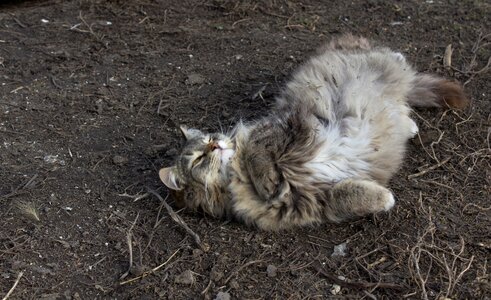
left=1, top=1, right=490, bottom=299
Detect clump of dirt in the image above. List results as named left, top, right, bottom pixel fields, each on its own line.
left=0, top=0, right=489, bottom=299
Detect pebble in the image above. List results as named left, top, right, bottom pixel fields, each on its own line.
left=266, top=264, right=277, bottom=277
left=130, top=264, right=148, bottom=276
left=174, top=269, right=195, bottom=285
left=229, top=279, right=240, bottom=290
left=412, top=129, right=439, bottom=146
left=330, top=284, right=341, bottom=295
left=214, top=291, right=231, bottom=300
left=210, top=266, right=224, bottom=282
left=144, top=144, right=167, bottom=156
left=192, top=248, right=203, bottom=257
left=185, top=73, right=206, bottom=85
left=112, top=155, right=128, bottom=166
left=331, top=242, right=347, bottom=258
left=39, top=293, right=60, bottom=300
left=221, top=110, right=231, bottom=118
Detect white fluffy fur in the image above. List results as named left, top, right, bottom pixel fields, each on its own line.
left=276, top=47, right=418, bottom=185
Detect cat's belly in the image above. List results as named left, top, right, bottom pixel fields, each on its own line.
left=305, top=114, right=411, bottom=184
left=305, top=123, right=372, bottom=183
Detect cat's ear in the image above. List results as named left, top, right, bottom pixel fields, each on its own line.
left=159, top=167, right=183, bottom=190
left=179, top=125, right=203, bottom=140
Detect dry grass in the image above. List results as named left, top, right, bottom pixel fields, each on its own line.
left=15, top=201, right=40, bottom=222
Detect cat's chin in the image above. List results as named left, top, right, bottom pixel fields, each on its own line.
left=219, top=149, right=235, bottom=166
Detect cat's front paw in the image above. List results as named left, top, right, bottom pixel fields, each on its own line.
left=383, top=192, right=395, bottom=211
left=393, top=52, right=406, bottom=63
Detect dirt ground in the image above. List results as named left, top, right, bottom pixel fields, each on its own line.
left=0, top=0, right=490, bottom=299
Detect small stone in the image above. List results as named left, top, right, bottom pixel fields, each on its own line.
left=266, top=264, right=277, bottom=277
left=12, top=260, right=27, bottom=270
left=192, top=249, right=203, bottom=257
left=185, top=73, right=205, bottom=85
left=214, top=291, right=231, bottom=300
left=112, top=155, right=128, bottom=166
left=412, top=129, right=439, bottom=145
left=44, top=155, right=66, bottom=166
left=130, top=264, right=149, bottom=276
left=229, top=279, right=240, bottom=290
left=331, top=242, right=347, bottom=258
left=174, top=269, right=195, bottom=285
left=330, top=284, right=341, bottom=295
left=210, top=266, right=224, bottom=282
left=144, top=144, right=166, bottom=156
left=221, top=110, right=231, bottom=118
left=39, top=293, right=60, bottom=300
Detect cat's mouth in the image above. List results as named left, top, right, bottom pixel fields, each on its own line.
left=212, top=140, right=235, bottom=169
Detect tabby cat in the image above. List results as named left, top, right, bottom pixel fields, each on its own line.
left=159, top=34, right=469, bottom=230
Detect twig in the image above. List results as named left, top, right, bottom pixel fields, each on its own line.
left=312, top=261, right=405, bottom=291
left=146, top=189, right=208, bottom=251
left=120, top=213, right=139, bottom=280
left=50, top=75, right=62, bottom=89
left=78, top=11, right=99, bottom=40
left=462, top=203, right=491, bottom=213
left=224, top=259, right=264, bottom=284
left=410, top=247, right=429, bottom=300
left=0, top=174, right=38, bottom=199
left=201, top=279, right=213, bottom=295
left=119, top=248, right=181, bottom=285
left=117, top=191, right=149, bottom=202
left=2, top=271, right=24, bottom=300
left=408, top=156, right=451, bottom=179
left=443, top=44, right=452, bottom=69
left=9, top=14, right=27, bottom=28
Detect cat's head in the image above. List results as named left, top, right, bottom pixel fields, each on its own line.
left=159, top=126, right=235, bottom=217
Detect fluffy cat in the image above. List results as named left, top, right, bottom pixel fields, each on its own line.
left=159, top=34, right=469, bottom=231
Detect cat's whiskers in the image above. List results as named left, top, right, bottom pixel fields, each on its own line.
left=217, top=115, right=224, bottom=135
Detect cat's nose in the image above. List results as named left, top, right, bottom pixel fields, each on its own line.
left=207, top=142, right=220, bottom=152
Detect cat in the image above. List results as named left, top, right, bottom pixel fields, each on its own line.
left=159, top=34, right=469, bottom=231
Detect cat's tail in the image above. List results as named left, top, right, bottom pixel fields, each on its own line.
left=407, top=74, right=470, bottom=109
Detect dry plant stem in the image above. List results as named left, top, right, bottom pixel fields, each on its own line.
left=147, top=189, right=206, bottom=251
left=224, top=259, right=264, bottom=284
left=201, top=279, right=213, bottom=295
left=312, top=261, right=405, bottom=291
left=2, top=271, right=23, bottom=300
left=463, top=203, right=491, bottom=213
left=117, top=192, right=149, bottom=202
left=120, top=213, right=139, bottom=280
left=408, top=156, right=451, bottom=179
left=0, top=174, right=38, bottom=199
left=443, top=44, right=453, bottom=69
left=412, top=253, right=429, bottom=300
left=78, top=11, right=99, bottom=41
left=119, top=248, right=181, bottom=285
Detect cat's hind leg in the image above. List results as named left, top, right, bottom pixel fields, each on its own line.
left=409, top=118, right=419, bottom=137
left=401, top=116, right=419, bottom=138
left=325, top=179, right=395, bottom=222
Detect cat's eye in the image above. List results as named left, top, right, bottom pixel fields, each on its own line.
left=191, top=153, right=206, bottom=167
